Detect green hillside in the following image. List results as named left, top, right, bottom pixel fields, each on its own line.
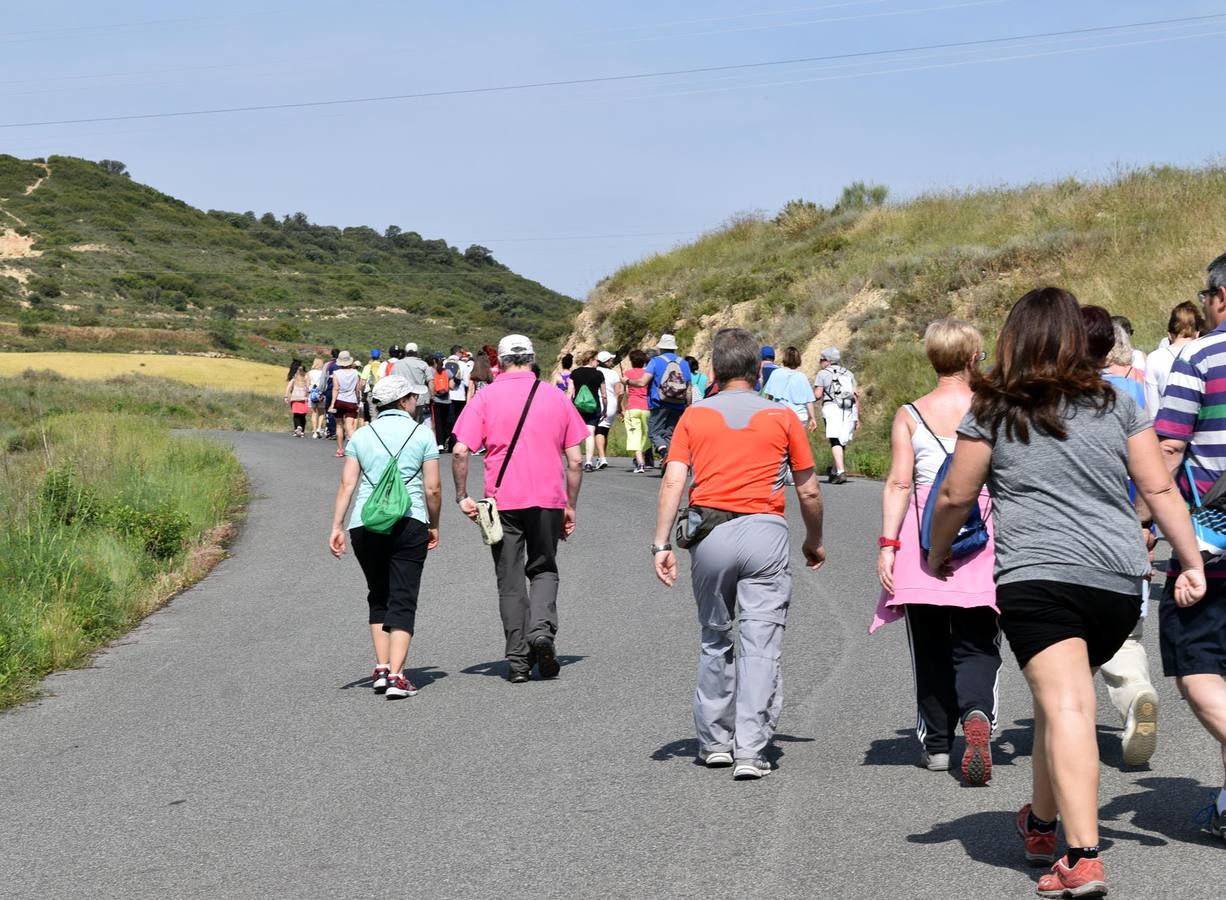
left=0, top=155, right=579, bottom=361
left=566, top=167, right=1226, bottom=474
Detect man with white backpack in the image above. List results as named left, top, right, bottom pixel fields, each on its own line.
left=815, top=347, right=858, bottom=484
left=624, top=333, right=693, bottom=463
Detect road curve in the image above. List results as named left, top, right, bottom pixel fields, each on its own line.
left=1, top=431, right=1220, bottom=899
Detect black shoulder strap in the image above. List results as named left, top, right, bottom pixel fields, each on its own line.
left=907, top=403, right=952, bottom=461
left=494, top=379, right=541, bottom=494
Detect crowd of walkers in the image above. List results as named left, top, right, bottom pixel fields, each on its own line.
left=315, top=252, right=1226, bottom=898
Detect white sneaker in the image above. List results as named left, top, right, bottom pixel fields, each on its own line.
left=698, top=749, right=734, bottom=767
left=1122, top=688, right=1159, bottom=766
left=733, top=758, right=770, bottom=780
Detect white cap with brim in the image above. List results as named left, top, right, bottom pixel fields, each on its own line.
left=657, top=333, right=678, bottom=351
left=405, top=342, right=418, bottom=352
left=596, top=351, right=615, bottom=364
left=371, top=375, right=427, bottom=406
left=497, top=334, right=534, bottom=357
left=820, top=347, right=841, bottom=364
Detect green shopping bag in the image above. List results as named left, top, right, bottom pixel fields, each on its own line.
left=360, top=423, right=421, bottom=534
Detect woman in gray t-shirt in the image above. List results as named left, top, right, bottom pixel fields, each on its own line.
left=926, top=287, right=1205, bottom=897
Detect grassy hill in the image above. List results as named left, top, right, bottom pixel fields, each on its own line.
left=0, top=155, right=579, bottom=363
left=566, top=167, right=1226, bottom=474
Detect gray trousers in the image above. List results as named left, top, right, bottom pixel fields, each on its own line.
left=689, top=514, right=792, bottom=761
left=490, top=507, right=563, bottom=672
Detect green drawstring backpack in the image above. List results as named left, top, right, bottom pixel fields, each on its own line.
left=360, top=422, right=422, bottom=534
left=574, top=383, right=598, bottom=414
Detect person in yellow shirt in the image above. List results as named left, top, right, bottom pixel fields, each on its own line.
left=360, top=349, right=384, bottom=422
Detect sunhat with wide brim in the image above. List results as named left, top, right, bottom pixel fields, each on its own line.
left=335, top=350, right=356, bottom=367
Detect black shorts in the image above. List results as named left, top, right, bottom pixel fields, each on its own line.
left=595, top=424, right=611, bottom=438
left=828, top=437, right=844, bottom=448
left=579, top=411, right=601, bottom=428
left=996, top=580, right=1141, bottom=670
left=1160, top=575, right=1226, bottom=677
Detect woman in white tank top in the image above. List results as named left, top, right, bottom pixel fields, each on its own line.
left=869, top=319, right=1001, bottom=786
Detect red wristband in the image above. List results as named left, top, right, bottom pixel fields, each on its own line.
left=878, top=537, right=902, bottom=550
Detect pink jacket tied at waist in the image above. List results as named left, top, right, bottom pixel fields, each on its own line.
left=869, top=483, right=997, bottom=634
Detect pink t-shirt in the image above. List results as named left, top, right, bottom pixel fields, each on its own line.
left=452, top=370, right=589, bottom=510
left=623, top=367, right=649, bottom=411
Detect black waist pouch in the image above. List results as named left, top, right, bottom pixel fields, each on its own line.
left=674, top=506, right=749, bottom=550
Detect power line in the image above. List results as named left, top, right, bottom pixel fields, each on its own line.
left=1, top=12, right=1222, bottom=129
left=586, top=0, right=890, bottom=33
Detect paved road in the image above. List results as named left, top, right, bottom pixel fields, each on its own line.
left=2, top=431, right=1221, bottom=899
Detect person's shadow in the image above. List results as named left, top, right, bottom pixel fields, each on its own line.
left=863, top=724, right=1033, bottom=782
left=460, top=656, right=586, bottom=679
left=650, top=733, right=814, bottom=769
left=339, top=666, right=449, bottom=690
left=1100, top=776, right=1219, bottom=845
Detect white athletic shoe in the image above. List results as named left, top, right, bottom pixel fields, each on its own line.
left=733, top=758, right=770, bottom=780
left=698, top=749, right=734, bottom=768
left=1122, top=688, right=1159, bottom=766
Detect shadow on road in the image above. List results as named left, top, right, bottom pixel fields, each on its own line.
left=459, top=656, right=586, bottom=679
left=650, top=733, right=814, bottom=768
left=1100, top=776, right=1219, bottom=846
left=339, top=666, right=449, bottom=690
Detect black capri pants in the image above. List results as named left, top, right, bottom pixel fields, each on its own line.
left=350, top=518, right=429, bottom=633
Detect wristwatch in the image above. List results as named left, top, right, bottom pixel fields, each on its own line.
left=651, top=543, right=672, bottom=554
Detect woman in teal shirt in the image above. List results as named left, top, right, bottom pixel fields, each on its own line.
left=330, top=376, right=442, bottom=699
left=685, top=355, right=709, bottom=399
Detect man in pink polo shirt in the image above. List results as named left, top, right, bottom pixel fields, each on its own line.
left=451, top=334, right=588, bottom=684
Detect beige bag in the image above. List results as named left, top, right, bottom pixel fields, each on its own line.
left=475, top=497, right=502, bottom=546
left=473, top=379, right=539, bottom=546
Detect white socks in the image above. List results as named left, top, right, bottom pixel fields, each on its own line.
left=1216, top=787, right=1226, bottom=815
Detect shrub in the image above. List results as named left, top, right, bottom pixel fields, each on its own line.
left=774, top=199, right=827, bottom=237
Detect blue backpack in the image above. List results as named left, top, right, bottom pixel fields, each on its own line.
left=909, top=404, right=989, bottom=560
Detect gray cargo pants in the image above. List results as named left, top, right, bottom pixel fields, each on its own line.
left=490, top=507, right=563, bottom=673
left=689, top=514, right=792, bottom=762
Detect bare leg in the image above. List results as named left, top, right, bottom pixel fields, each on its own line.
left=335, top=417, right=346, bottom=453
left=595, top=432, right=607, bottom=461
left=370, top=624, right=390, bottom=667
left=831, top=443, right=846, bottom=474
left=584, top=426, right=595, bottom=464
left=1178, top=674, right=1226, bottom=788
left=1030, top=702, right=1057, bottom=821
left=1022, top=638, right=1100, bottom=847
left=387, top=629, right=412, bottom=674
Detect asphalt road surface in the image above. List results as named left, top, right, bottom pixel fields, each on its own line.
left=2, top=431, right=1222, bottom=899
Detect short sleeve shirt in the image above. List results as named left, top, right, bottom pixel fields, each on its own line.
left=763, top=367, right=817, bottom=420
left=668, top=389, right=815, bottom=516
left=645, top=353, right=692, bottom=409
left=344, top=411, right=438, bottom=529
left=452, top=371, right=589, bottom=510
left=623, top=368, right=649, bottom=411
left=569, top=366, right=606, bottom=414
left=600, top=366, right=621, bottom=415
left=393, top=355, right=432, bottom=389
left=958, top=390, right=1150, bottom=593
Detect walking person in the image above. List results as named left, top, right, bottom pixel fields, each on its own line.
left=452, top=334, right=587, bottom=684
left=446, top=346, right=473, bottom=450
left=624, top=333, right=692, bottom=461
left=762, top=346, right=819, bottom=433
left=328, top=376, right=441, bottom=699
left=393, top=342, right=434, bottom=423
left=307, top=357, right=327, bottom=438
left=567, top=350, right=606, bottom=473
left=284, top=359, right=311, bottom=437
left=360, top=348, right=384, bottom=421
left=467, top=350, right=494, bottom=400
left=593, top=350, right=623, bottom=470
left=622, top=349, right=651, bottom=473
left=686, top=355, right=709, bottom=399
left=758, top=346, right=778, bottom=391
left=430, top=356, right=453, bottom=452
left=552, top=353, right=573, bottom=392
left=928, top=287, right=1205, bottom=897
left=815, top=347, right=858, bottom=484
left=1154, top=252, right=1226, bottom=840
left=322, top=348, right=340, bottom=439
left=1083, top=307, right=1163, bottom=767
left=329, top=351, right=364, bottom=458
left=1144, top=301, right=1203, bottom=414
left=652, top=327, right=826, bottom=779
left=871, top=319, right=1000, bottom=784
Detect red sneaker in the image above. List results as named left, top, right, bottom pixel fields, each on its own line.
left=385, top=673, right=419, bottom=699
left=1035, top=855, right=1107, bottom=898
left=961, top=710, right=992, bottom=785
left=371, top=666, right=390, bottom=694
left=1016, top=804, right=1058, bottom=865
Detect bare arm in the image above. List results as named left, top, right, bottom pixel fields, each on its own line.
left=1160, top=437, right=1187, bottom=477
left=625, top=370, right=653, bottom=387
left=451, top=442, right=478, bottom=522
left=927, top=437, right=992, bottom=573
left=792, top=467, right=825, bottom=570
left=563, top=444, right=583, bottom=538
left=422, top=458, right=442, bottom=544
left=879, top=408, right=916, bottom=592
left=328, top=457, right=361, bottom=557
left=804, top=401, right=818, bottom=431
left=1129, top=430, right=1206, bottom=606
left=652, top=460, right=689, bottom=587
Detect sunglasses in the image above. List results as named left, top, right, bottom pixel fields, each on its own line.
left=974, top=351, right=987, bottom=362
left=1199, top=288, right=1221, bottom=303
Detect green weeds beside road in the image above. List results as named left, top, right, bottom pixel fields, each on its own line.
left=0, top=372, right=278, bottom=708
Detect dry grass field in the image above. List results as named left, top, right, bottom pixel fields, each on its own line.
left=0, top=352, right=287, bottom=395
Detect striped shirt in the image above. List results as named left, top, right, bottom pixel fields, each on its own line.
left=1153, top=322, right=1226, bottom=576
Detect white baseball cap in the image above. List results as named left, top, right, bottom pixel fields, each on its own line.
left=596, top=350, right=615, bottom=364
left=497, top=334, right=534, bottom=357
left=371, top=375, right=427, bottom=405
left=657, top=333, right=678, bottom=351
left=405, top=342, right=418, bottom=353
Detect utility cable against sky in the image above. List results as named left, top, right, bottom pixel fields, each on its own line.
left=587, top=0, right=892, bottom=33
left=1, top=12, right=1223, bottom=129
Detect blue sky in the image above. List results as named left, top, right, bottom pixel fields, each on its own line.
left=2, top=1, right=1223, bottom=298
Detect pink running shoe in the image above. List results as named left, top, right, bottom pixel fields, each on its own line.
left=1035, top=855, right=1107, bottom=898
left=1016, top=804, right=1059, bottom=865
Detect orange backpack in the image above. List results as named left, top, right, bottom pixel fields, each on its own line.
left=432, top=369, right=451, bottom=396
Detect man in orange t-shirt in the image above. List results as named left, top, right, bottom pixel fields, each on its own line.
left=652, top=327, right=826, bottom=780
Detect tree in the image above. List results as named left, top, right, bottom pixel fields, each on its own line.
left=97, top=159, right=130, bottom=178
left=384, top=225, right=402, bottom=241
left=464, top=244, right=494, bottom=265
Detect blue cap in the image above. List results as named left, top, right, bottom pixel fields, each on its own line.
left=370, top=348, right=381, bottom=359
left=760, top=346, right=775, bottom=359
